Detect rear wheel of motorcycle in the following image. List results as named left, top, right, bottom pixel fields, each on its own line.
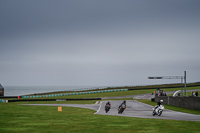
left=118, top=109, right=122, bottom=114
left=152, top=111, right=155, bottom=116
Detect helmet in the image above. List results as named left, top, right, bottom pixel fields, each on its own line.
left=123, top=100, right=126, bottom=104
left=160, top=100, right=163, bottom=103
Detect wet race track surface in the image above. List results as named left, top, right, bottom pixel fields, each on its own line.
left=23, top=99, right=200, bottom=121
left=95, top=100, right=200, bottom=121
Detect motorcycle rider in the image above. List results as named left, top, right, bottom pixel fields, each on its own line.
left=153, top=100, right=164, bottom=116
left=105, top=101, right=111, bottom=113
left=105, top=101, right=111, bottom=107
left=119, top=100, right=126, bottom=109
left=154, top=100, right=163, bottom=111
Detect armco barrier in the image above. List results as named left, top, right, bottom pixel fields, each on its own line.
left=21, top=89, right=128, bottom=98
left=0, top=96, right=19, bottom=98
left=8, top=98, right=102, bottom=102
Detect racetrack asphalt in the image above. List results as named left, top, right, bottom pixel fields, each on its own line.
left=22, top=100, right=200, bottom=121
left=95, top=100, right=200, bottom=121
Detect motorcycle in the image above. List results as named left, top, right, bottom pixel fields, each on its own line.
left=105, top=105, right=110, bottom=113
left=152, top=105, right=164, bottom=116
left=118, top=104, right=126, bottom=114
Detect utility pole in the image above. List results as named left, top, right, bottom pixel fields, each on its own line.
left=184, top=71, right=186, bottom=96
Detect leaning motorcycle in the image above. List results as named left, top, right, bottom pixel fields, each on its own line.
left=105, top=105, right=110, bottom=113
left=152, top=105, right=164, bottom=116
left=118, top=104, right=126, bottom=114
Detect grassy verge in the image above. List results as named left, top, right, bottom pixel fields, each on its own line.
left=0, top=102, right=200, bottom=133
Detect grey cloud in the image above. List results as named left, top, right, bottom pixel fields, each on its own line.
left=0, top=0, right=200, bottom=86
left=1, top=0, right=200, bottom=36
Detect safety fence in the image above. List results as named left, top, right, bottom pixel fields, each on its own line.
left=20, top=89, right=128, bottom=99
left=155, top=96, right=200, bottom=110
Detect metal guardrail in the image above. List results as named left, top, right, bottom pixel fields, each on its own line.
left=8, top=98, right=102, bottom=102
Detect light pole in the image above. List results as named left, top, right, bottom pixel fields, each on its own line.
left=148, top=71, right=187, bottom=96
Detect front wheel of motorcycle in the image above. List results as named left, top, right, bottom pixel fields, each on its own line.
left=158, top=110, right=162, bottom=116
left=118, top=109, right=122, bottom=114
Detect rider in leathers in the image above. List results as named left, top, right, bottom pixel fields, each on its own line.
left=106, top=101, right=111, bottom=107
left=119, top=100, right=126, bottom=109
left=154, top=100, right=163, bottom=111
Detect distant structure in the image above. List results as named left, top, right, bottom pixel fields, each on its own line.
left=148, top=71, right=187, bottom=96
left=0, top=84, right=4, bottom=96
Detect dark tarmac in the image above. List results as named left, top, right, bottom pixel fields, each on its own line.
left=22, top=100, right=200, bottom=121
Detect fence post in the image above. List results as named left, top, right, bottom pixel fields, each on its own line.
left=168, top=97, right=169, bottom=105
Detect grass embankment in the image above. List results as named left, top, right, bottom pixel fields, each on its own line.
left=0, top=102, right=200, bottom=133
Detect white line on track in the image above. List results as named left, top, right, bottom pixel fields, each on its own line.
left=94, top=101, right=102, bottom=114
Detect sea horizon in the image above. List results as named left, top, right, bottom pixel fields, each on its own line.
left=3, top=85, right=110, bottom=96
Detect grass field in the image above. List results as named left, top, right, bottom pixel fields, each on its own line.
left=1, top=102, right=200, bottom=133
left=1, top=86, right=200, bottom=133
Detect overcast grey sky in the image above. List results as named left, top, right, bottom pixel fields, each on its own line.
left=0, top=0, right=200, bottom=86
